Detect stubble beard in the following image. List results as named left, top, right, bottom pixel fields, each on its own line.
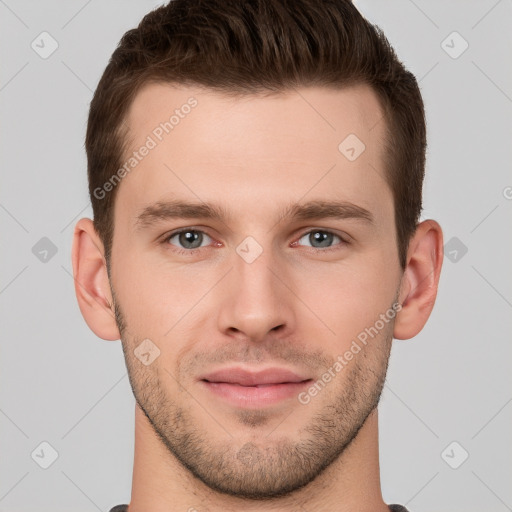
left=111, top=287, right=393, bottom=500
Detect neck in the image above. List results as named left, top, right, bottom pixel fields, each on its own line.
left=127, top=405, right=389, bottom=512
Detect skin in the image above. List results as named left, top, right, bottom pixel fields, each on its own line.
left=72, top=83, right=443, bottom=512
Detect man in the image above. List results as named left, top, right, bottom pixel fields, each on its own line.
left=72, top=0, right=443, bottom=510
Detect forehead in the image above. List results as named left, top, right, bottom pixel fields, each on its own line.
left=116, top=82, right=391, bottom=227
left=125, top=81, right=386, bottom=156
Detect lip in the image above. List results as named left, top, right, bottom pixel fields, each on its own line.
left=199, top=367, right=312, bottom=408
left=200, top=367, right=310, bottom=386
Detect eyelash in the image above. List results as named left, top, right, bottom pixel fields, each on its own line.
left=161, top=228, right=349, bottom=256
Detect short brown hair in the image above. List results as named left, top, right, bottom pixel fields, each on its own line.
left=86, top=0, right=426, bottom=270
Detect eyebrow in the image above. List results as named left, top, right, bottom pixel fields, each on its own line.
left=134, top=199, right=374, bottom=231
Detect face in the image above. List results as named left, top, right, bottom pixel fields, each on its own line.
left=109, top=83, right=403, bottom=499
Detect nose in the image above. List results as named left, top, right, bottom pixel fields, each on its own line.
left=216, top=245, right=297, bottom=343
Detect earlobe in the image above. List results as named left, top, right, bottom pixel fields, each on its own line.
left=394, top=219, right=444, bottom=340
left=71, top=218, right=121, bottom=341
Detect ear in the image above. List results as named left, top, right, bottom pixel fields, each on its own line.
left=71, top=218, right=120, bottom=341
left=394, top=219, right=444, bottom=340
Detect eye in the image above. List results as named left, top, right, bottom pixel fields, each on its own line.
left=164, top=229, right=213, bottom=251
left=161, top=228, right=347, bottom=255
left=294, top=229, right=347, bottom=250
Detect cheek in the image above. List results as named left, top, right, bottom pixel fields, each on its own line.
left=113, top=250, right=223, bottom=347
left=291, top=256, right=399, bottom=347
left=111, top=251, right=176, bottom=337
left=112, top=231, right=400, bottom=349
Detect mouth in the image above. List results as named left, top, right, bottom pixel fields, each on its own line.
left=198, top=367, right=313, bottom=407
left=200, top=366, right=311, bottom=386
left=202, top=380, right=311, bottom=388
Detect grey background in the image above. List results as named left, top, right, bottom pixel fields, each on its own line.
left=1, top=0, right=511, bottom=511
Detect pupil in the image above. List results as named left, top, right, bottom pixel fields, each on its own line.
left=311, top=231, right=331, bottom=248
left=180, top=231, right=201, bottom=249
